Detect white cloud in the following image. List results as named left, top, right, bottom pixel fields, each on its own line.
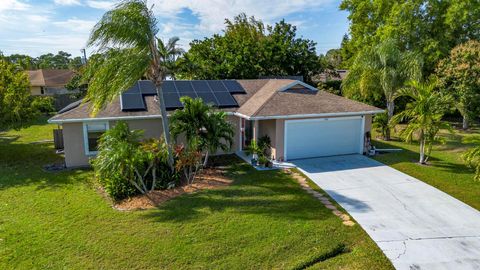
left=85, top=0, right=116, bottom=10
left=54, top=0, right=81, bottom=6
left=26, top=14, right=50, bottom=23
left=54, top=19, right=96, bottom=32
left=0, top=0, right=30, bottom=13
left=151, top=0, right=333, bottom=33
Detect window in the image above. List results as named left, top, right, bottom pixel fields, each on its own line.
left=40, top=87, right=45, bottom=95
left=83, top=122, right=109, bottom=155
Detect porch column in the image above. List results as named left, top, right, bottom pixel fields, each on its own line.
left=253, top=120, right=259, bottom=142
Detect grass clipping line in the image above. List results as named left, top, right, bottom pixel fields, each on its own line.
left=291, top=244, right=347, bottom=270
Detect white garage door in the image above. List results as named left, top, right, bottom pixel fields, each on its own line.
left=285, top=116, right=364, bottom=160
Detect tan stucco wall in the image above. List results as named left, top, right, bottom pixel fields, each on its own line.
left=30, top=86, right=42, bottom=96
left=365, top=114, right=372, bottom=134
left=112, top=119, right=164, bottom=139
left=258, top=119, right=277, bottom=158
left=63, top=122, right=90, bottom=167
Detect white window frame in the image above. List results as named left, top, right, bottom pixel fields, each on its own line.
left=83, top=121, right=109, bottom=156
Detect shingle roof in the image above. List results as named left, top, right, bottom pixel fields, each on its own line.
left=49, top=79, right=382, bottom=123
left=27, top=69, right=75, bottom=86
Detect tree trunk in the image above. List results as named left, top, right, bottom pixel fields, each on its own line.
left=385, top=100, right=395, bottom=141
left=419, top=130, right=426, bottom=164
left=463, top=115, right=469, bottom=130
left=155, top=83, right=175, bottom=171
left=203, top=150, right=209, bottom=168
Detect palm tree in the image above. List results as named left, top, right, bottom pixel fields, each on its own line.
left=157, top=37, right=184, bottom=80
left=85, top=0, right=173, bottom=168
left=343, top=39, right=422, bottom=140
left=391, top=80, right=453, bottom=164
left=170, top=97, right=234, bottom=167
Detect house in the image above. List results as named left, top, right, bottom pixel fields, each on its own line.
left=48, top=79, right=382, bottom=168
left=27, top=69, right=76, bottom=96
left=315, top=69, right=348, bottom=83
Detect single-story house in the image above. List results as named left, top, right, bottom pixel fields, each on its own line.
left=48, top=79, right=382, bottom=168
left=27, top=69, right=76, bottom=96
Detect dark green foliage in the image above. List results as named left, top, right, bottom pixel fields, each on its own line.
left=373, top=111, right=389, bottom=140
left=0, top=59, right=36, bottom=130
left=318, top=80, right=342, bottom=96
left=31, top=96, right=56, bottom=114
left=258, top=135, right=271, bottom=157
left=340, top=0, right=480, bottom=73
left=178, top=14, right=320, bottom=83
left=4, top=51, right=83, bottom=70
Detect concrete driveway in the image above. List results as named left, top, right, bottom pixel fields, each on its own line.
left=293, top=155, right=480, bottom=270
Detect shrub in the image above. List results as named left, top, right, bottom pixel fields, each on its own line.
left=31, top=96, right=55, bottom=114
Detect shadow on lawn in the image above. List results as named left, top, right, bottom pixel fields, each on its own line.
left=142, top=167, right=334, bottom=223
left=0, top=138, right=88, bottom=191
left=372, top=139, right=474, bottom=176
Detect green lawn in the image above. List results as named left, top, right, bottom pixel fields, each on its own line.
left=0, top=118, right=391, bottom=269
left=372, top=124, right=480, bottom=211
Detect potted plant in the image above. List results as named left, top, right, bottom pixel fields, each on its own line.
left=246, top=140, right=261, bottom=166
left=258, top=155, right=269, bottom=168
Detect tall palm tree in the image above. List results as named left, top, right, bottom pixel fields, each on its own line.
left=85, top=0, right=173, bottom=168
left=343, top=39, right=423, bottom=140
left=157, top=37, right=185, bottom=80
left=170, top=97, right=234, bottom=167
left=392, top=80, right=452, bottom=164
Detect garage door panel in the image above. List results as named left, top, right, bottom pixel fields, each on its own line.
left=285, top=117, right=362, bottom=160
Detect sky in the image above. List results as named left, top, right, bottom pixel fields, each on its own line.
left=0, top=0, right=350, bottom=58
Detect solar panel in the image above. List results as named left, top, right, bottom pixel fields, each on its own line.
left=197, top=92, right=218, bottom=105
left=121, top=93, right=146, bottom=110
left=163, top=92, right=183, bottom=109
left=191, top=80, right=210, bottom=92
left=223, top=80, right=245, bottom=93
left=124, top=82, right=141, bottom=94
left=175, top=81, right=195, bottom=94
left=178, top=92, right=198, bottom=100
left=213, top=91, right=238, bottom=107
left=208, top=80, right=228, bottom=92
left=162, top=81, right=177, bottom=93
left=139, top=80, right=157, bottom=95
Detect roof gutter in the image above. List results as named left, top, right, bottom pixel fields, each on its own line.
left=48, top=114, right=164, bottom=124
left=233, top=110, right=384, bottom=121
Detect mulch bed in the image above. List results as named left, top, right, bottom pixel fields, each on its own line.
left=114, top=167, right=233, bottom=211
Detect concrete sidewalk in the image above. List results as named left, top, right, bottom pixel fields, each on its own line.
left=293, top=155, right=480, bottom=270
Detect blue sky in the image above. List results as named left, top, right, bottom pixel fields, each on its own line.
left=0, top=0, right=349, bottom=57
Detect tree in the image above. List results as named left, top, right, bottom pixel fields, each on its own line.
left=157, top=36, right=184, bottom=80
left=178, top=13, right=320, bottom=82
left=339, top=0, right=480, bottom=73
left=392, top=80, right=452, bottom=164
left=436, top=40, right=480, bottom=129
left=170, top=96, right=234, bottom=167
left=85, top=0, right=174, bottom=169
left=342, top=38, right=422, bottom=140
left=0, top=58, right=36, bottom=130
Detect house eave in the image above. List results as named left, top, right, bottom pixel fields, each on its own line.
left=234, top=110, right=384, bottom=120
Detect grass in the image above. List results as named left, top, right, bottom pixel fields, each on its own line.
left=0, top=117, right=392, bottom=269
left=372, top=123, right=480, bottom=210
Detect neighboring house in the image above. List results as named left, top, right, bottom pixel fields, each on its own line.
left=27, top=69, right=76, bottom=96
left=315, top=69, right=348, bottom=83
left=48, top=79, right=382, bottom=168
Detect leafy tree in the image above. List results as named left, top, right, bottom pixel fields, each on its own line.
left=85, top=0, right=174, bottom=169
left=5, top=54, right=36, bottom=70
left=436, top=40, right=480, bottom=129
left=157, top=36, right=185, bottom=80
left=392, top=80, right=453, bottom=164
left=170, top=96, right=234, bottom=167
left=339, top=0, right=480, bottom=73
left=178, top=13, right=320, bottom=82
left=342, top=38, right=422, bottom=140
left=37, top=51, right=72, bottom=69
left=0, top=59, right=36, bottom=130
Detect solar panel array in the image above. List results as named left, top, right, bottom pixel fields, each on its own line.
left=120, top=80, right=246, bottom=111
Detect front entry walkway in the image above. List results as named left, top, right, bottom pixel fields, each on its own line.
left=293, top=155, right=480, bottom=270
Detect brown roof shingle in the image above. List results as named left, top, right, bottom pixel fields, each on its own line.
left=27, top=69, right=75, bottom=86
left=49, top=79, right=381, bottom=122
